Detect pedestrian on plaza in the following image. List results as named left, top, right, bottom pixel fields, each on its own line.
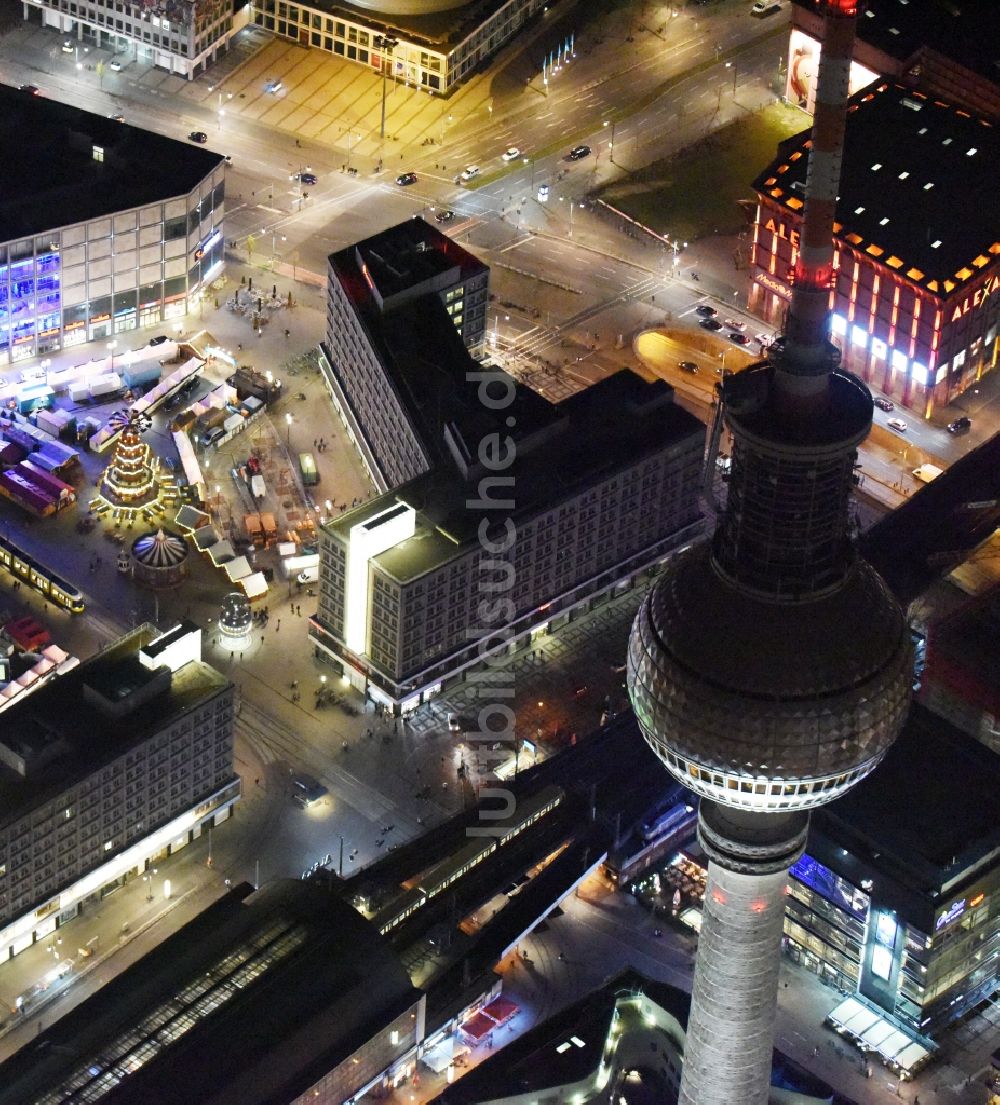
left=239, top=652, right=243, bottom=660
left=248, top=277, right=253, bottom=292
left=272, top=284, right=277, bottom=298
left=275, top=620, right=280, bottom=632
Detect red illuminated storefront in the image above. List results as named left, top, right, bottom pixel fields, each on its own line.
left=750, top=82, right=1000, bottom=416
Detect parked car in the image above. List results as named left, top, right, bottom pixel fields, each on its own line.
left=396, top=171, right=418, bottom=186
left=728, top=332, right=751, bottom=345
left=149, top=334, right=169, bottom=346
left=460, top=165, right=480, bottom=182
left=700, top=318, right=723, bottom=331
left=61, top=40, right=74, bottom=52
left=886, top=418, right=908, bottom=433
left=873, top=397, right=894, bottom=412
left=188, top=131, right=208, bottom=144
left=947, top=415, right=971, bottom=434
left=723, top=318, right=747, bottom=331
left=566, top=145, right=591, bottom=161
left=434, top=209, right=455, bottom=223
left=109, top=59, right=122, bottom=71
left=198, top=425, right=225, bottom=447
left=751, top=0, right=781, bottom=15
left=695, top=304, right=718, bottom=318
left=678, top=361, right=699, bottom=374
left=501, top=146, right=521, bottom=162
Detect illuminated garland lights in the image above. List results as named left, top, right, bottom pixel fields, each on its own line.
left=89, top=410, right=181, bottom=526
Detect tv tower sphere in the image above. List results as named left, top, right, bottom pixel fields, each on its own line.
left=626, top=2, right=911, bottom=1103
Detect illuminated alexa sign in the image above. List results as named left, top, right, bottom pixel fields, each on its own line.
left=950, top=273, right=1000, bottom=322
left=344, top=503, right=416, bottom=654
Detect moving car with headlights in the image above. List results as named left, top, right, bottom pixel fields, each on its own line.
left=501, top=147, right=521, bottom=162
left=460, top=165, right=480, bottom=182
left=396, top=171, right=417, bottom=186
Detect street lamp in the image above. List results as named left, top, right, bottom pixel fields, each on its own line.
left=285, top=412, right=293, bottom=449
left=603, top=118, right=616, bottom=165
left=725, top=60, right=737, bottom=96
left=373, top=34, right=398, bottom=141
left=106, top=340, right=117, bottom=371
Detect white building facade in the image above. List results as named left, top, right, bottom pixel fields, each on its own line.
left=22, top=0, right=251, bottom=79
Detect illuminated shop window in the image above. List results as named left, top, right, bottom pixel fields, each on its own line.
left=911, top=363, right=928, bottom=385
left=891, top=350, right=908, bottom=372
left=851, top=325, right=868, bottom=347
left=871, top=338, right=887, bottom=358
left=831, top=314, right=847, bottom=336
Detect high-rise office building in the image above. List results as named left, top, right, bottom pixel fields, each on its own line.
left=0, top=621, right=238, bottom=964
left=627, top=3, right=913, bottom=1103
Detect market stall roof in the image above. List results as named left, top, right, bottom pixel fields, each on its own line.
left=242, top=572, right=269, bottom=599
left=193, top=525, right=221, bottom=551
left=224, top=556, right=252, bottom=582
left=175, top=504, right=211, bottom=533
left=483, top=995, right=519, bottom=1025
left=459, top=1011, right=495, bottom=1043
left=209, top=540, right=235, bottom=566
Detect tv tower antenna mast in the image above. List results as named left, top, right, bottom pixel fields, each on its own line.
left=627, top=4, right=912, bottom=1104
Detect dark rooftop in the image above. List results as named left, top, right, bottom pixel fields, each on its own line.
left=861, top=431, right=1000, bottom=605
left=791, top=0, right=1000, bottom=88
left=0, top=624, right=229, bottom=826
left=324, top=369, right=702, bottom=583
left=0, top=880, right=419, bottom=1105
left=432, top=968, right=840, bottom=1105
left=817, top=702, right=1000, bottom=908
left=923, top=586, right=1000, bottom=714
left=754, top=80, right=1000, bottom=296
left=0, top=84, right=223, bottom=241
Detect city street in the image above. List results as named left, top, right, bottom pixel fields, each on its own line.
left=1, top=0, right=998, bottom=1098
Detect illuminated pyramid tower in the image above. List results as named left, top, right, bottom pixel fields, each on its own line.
left=91, top=411, right=177, bottom=526
left=100, top=411, right=157, bottom=507
left=627, top=3, right=912, bottom=1103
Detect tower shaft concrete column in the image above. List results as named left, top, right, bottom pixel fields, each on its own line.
left=679, top=862, right=791, bottom=1105
left=677, top=802, right=809, bottom=1105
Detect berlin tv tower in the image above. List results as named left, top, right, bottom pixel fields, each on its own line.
left=627, top=3, right=912, bottom=1103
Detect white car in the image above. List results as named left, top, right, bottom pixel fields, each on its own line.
left=537, top=183, right=550, bottom=202
left=61, top=40, right=74, bottom=53
left=501, top=147, right=521, bottom=162
left=460, top=165, right=480, bottom=182
left=109, top=59, right=122, bottom=71
left=886, top=418, right=908, bottom=434
left=751, top=0, right=781, bottom=14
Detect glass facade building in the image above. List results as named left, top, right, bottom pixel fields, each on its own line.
left=0, top=164, right=225, bottom=365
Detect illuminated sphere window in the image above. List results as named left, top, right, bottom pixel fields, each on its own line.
left=219, top=592, right=253, bottom=646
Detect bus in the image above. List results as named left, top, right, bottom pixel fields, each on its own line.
left=298, top=452, right=319, bottom=487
